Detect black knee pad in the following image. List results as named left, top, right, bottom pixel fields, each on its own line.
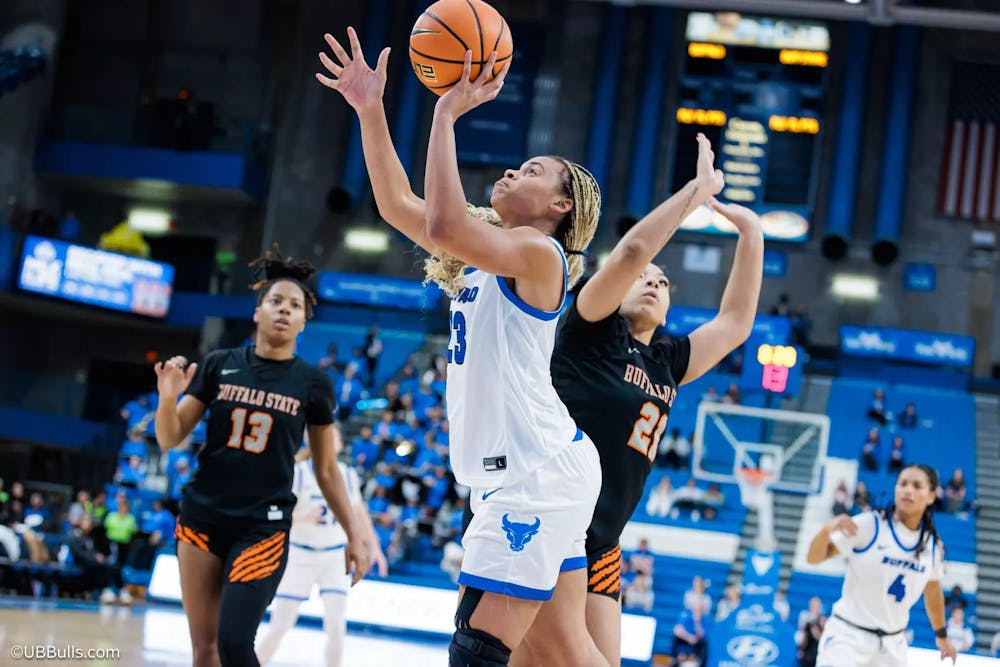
left=448, top=627, right=511, bottom=667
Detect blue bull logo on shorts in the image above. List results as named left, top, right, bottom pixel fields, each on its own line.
left=502, top=514, right=541, bottom=552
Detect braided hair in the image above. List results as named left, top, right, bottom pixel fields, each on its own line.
left=248, top=243, right=318, bottom=318
left=881, top=463, right=942, bottom=560
left=424, top=157, right=602, bottom=296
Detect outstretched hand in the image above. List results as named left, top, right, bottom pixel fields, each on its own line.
left=435, top=51, right=510, bottom=120
left=708, top=197, right=762, bottom=235
left=695, top=132, right=725, bottom=197
left=153, top=356, right=197, bottom=400
left=935, top=636, right=957, bottom=663
left=316, top=27, right=390, bottom=114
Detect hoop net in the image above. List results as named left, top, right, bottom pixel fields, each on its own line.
left=736, top=467, right=773, bottom=511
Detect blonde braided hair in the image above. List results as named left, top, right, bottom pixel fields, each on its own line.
left=423, top=157, right=601, bottom=296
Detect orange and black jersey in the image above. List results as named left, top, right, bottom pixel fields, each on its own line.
left=551, top=299, right=690, bottom=555
left=182, top=346, right=336, bottom=523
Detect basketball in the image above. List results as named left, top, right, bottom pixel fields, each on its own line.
left=409, top=0, right=513, bottom=96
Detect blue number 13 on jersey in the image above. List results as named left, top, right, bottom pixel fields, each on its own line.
left=887, top=574, right=906, bottom=602
left=448, top=311, right=468, bottom=365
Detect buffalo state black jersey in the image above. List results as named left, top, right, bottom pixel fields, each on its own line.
left=182, top=346, right=336, bottom=522
left=551, top=299, right=690, bottom=554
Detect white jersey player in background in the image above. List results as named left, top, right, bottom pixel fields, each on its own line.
left=317, top=27, right=608, bottom=666
left=256, top=426, right=386, bottom=666
left=806, top=463, right=958, bottom=666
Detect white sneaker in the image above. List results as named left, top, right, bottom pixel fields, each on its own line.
left=99, top=588, right=117, bottom=604
left=118, top=589, right=133, bottom=604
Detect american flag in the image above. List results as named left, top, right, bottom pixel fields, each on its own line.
left=938, top=63, right=1000, bottom=222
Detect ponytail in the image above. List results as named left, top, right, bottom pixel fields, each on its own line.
left=882, top=463, right=942, bottom=559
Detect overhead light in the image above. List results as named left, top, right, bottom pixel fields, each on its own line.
left=831, top=274, right=879, bottom=301
left=127, top=208, right=171, bottom=234
left=845, top=0, right=862, bottom=4
left=344, top=228, right=389, bottom=253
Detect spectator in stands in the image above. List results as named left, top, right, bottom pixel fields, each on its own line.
left=413, top=380, right=441, bottom=423
left=398, top=362, right=419, bottom=397
left=715, top=585, right=741, bottom=622
left=945, top=468, right=967, bottom=514
left=702, top=386, right=721, bottom=403
left=684, top=575, right=712, bottom=617
left=67, top=514, right=130, bottom=604
left=347, top=346, right=367, bottom=383
left=368, top=485, right=390, bottom=517
left=620, top=558, right=636, bottom=595
left=169, top=458, right=192, bottom=501
left=796, top=596, right=826, bottom=667
left=131, top=499, right=174, bottom=570
left=722, top=383, right=741, bottom=405
left=116, top=455, right=147, bottom=488
left=90, top=490, right=108, bottom=524
left=659, top=428, right=691, bottom=469
left=373, top=512, right=402, bottom=567
left=629, top=538, right=655, bottom=576
left=899, top=402, right=919, bottom=428
left=645, top=477, right=675, bottom=518
left=317, top=343, right=341, bottom=373
left=104, top=496, right=138, bottom=564
left=423, top=467, right=451, bottom=513
left=120, top=394, right=152, bottom=431
left=946, top=585, right=969, bottom=613
left=335, top=365, right=365, bottom=422
left=67, top=490, right=93, bottom=529
left=441, top=536, right=464, bottom=583
left=624, top=574, right=654, bottom=613
left=351, top=425, right=380, bottom=474
left=0, top=477, right=7, bottom=507
left=853, top=481, right=871, bottom=513
left=832, top=480, right=851, bottom=516
left=888, top=436, right=905, bottom=473
left=867, top=388, right=888, bottom=425
left=383, top=380, right=405, bottom=413
left=373, top=410, right=398, bottom=447
left=364, top=326, right=383, bottom=389
left=674, top=478, right=707, bottom=521
left=672, top=608, right=707, bottom=665
left=0, top=518, right=19, bottom=560
left=861, top=427, right=880, bottom=471
left=703, top=484, right=725, bottom=519
left=946, top=607, right=975, bottom=653
left=120, top=428, right=148, bottom=460
left=24, top=492, right=53, bottom=533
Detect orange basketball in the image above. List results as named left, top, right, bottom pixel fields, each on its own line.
left=410, top=0, right=513, bottom=96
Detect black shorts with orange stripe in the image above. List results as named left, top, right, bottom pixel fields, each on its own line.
left=586, top=543, right=623, bottom=600
left=176, top=508, right=291, bottom=587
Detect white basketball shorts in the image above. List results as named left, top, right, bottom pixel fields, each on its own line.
left=816, top=615, right=908, bottom=667
left=458, top=432, right=601, bottom=600
left=274, top=542, right=349, bottom=602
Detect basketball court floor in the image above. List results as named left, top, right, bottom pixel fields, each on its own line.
left=0, top=596, right=449, bottom=666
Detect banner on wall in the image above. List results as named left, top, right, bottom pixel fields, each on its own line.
left=317, top=272, right=442, bottom=311
left=454, top=24, right=540, bottom=166
left=707, top=603, right=798, bottom=667
left=903, top=263, right=936, bottom=292
left=839, top=325, right=975, bottom=368
left=17, top=235, right=174, bottom=317
left=666, top=306, right=791, bottom=344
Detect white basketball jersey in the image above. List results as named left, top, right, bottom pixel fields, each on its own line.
left=446, top=239, right=581, bottom=488
left=830, top=511, right=944, bottom=632
left=289, top=459, right=362, bottom=549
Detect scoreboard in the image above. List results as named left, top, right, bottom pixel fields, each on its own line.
left=672, top=12, right=830, bottom=243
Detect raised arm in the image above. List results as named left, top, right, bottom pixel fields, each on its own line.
left=153, top=355, right=206, bottom=451
left=423, top=53, right=563, bottom=290
left=317, top=28, right=436, bottom=254
left=576, top=133, right=723, bottom=322
left=682, top=200, right=764, bottom=384
left=806, top=514, right=857, bottom=564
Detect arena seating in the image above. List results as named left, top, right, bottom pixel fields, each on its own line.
left=297, top=323, right=427, bottom=389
